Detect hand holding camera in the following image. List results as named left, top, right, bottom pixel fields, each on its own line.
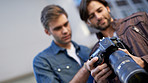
left=87, top=37, right=148, bottom=83
left=85, top=57, right=112, bottom=83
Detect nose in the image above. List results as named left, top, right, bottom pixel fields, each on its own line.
left=94, top=12, right=102, bottom=20
left=62, top=26, right=68, bottom=34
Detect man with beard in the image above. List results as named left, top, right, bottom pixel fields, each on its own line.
left=33, top=5, right=93, bottom=83
left=70, top=0, right=148, bottom=83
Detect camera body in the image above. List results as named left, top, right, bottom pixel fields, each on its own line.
left=90, top=37, right=148, bottom=83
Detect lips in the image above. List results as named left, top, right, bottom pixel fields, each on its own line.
left=98, top=20, right=105, bottom=25
left=63, top=35, right=71, bottom=40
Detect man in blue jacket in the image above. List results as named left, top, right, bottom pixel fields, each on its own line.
left=33, top=5, right=93, bottom=83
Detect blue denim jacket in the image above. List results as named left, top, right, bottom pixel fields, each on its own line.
left=33, top=41, right=93, bottom=83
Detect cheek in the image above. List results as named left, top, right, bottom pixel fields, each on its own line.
left=53, top=33, right=61, bottom=41
left=68, top=27, right=71, bottom=32
left=103, top=11, right=111, bottom=18
left=67, top=25, right=71, bottom=32
left=52, top=31, right=61, bottom=37
left=91, top=20, right=98, bottom=26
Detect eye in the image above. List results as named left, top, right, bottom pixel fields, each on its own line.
left=89, top=14, right=95, bottom=20
left=53, top=26, right=62, bottom=31
left=64, top=21, right=69, bottom=27
left=97, top=9, right=102, bottom=13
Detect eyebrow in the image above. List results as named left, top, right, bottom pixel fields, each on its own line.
left=63, top=21, right=69, bottom=26
left=89, top=7, right=102, bottom=16
left=53, top=21, right=69, bottom=30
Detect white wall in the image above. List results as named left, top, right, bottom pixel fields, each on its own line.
left=0, top=0, right=98, bottom=82
left=0, top=0, right=50, bottom=82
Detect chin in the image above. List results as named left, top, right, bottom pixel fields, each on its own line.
left=64, top=40, right=71, bottom=44
left=97, top=24, right=110, bottom=31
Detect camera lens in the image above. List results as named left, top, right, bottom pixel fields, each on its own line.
left=110, top=50, right=148, bottom=83
left=128, top=72, right=148, bottom=83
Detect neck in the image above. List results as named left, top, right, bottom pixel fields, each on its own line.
left=101, top=25, right=115, bottom=37
left=55, top=41, right=72, bottom=49
left=101, top=18, right=115, bottom=37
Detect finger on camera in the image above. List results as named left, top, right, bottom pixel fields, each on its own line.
left=91, top=63, right=108, bottom=77
left=99, top=70, right=112, bottom=81
left=118, top=48, right=128, bottom=53
left=88, top=57, right=98, bottom=69
left=96, top=66, right=110, bottom=77
left=93, top=67, right=112, bottom=82
left=118, top=48, right=131, bottom=56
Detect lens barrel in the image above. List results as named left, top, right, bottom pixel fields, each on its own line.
left=109, top=50, right=148, bottom=83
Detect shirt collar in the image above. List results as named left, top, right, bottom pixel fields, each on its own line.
left=51, top=40, right=80, bottom=55
left=71, top=41, right=80, bottom=51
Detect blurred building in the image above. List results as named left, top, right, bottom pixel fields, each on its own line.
left=105, top=0, right=148, bottom=19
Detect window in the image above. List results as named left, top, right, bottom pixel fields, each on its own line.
left=116, top=1, right=128, bottom=6
left=137, top=7, right=148, bottom=12
left=137, top=8, right=144, bottom=12
left=121, top=7, right=135, bottom=17
left=132, top=0, right=142, bottom=4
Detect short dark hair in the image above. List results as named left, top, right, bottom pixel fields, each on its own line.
left=79, top=0, right=108, bottom=22
left=41, top=5, right=68, bottom=30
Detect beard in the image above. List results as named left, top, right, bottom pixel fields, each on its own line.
left=93, top=15, right=112, bottom=31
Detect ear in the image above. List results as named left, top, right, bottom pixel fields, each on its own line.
left=86, top=19, right=92, bottom=27
left=106, top=6, right=110, bottom=13
left=44, top=29, right=51, bottom=36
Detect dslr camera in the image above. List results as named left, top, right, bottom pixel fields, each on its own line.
left=90, top=37, right=148, bottom=83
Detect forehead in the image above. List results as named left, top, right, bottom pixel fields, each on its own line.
left=49, top=14, right=68, bottom=29
left=87, top=1, right=105, bottom=15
